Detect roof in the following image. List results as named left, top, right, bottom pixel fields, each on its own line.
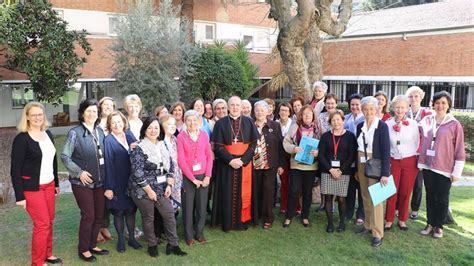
left=340, top=0, right=474, bottom=38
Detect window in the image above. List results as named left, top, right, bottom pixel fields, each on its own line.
left=11, top=84, right=35, bottom=108
left=109, top=16, right=119, bottom=36
left=243, top=35, right=253, bottom=47
left=454, top=84, right=469, bottom=109
left=205, top=25, right=214, bottom=40
left=360, top=83, right=372, bottom=97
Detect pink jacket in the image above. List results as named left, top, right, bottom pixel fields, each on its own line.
left=177, top=130, right=213, bottom=181
left=418, top=114, right=465, bottom=178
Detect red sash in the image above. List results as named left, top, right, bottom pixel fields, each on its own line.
left=224, top=142, right=252, bottom=223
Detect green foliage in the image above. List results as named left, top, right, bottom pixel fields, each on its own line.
left=182, top=43, right=259, bottom=102
left=111, top=0, right=196, bottom=114
left=0, top=0, right=91, bottom=104
left=453, top=112, right=474, bottom=162
left=337, top=102, right=350, bottom=114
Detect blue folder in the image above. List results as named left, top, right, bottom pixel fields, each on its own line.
left=368, top=175, right=396, bottom=206
left=294, top=136, right=320, bottom=165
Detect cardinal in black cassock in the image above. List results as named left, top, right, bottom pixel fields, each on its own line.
left=211, top=97, right=259, bottom=232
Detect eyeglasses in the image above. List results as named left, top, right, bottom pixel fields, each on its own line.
left=29, top=113, right=44, bottom=118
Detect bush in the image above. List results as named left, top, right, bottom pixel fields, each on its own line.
left=453, top=112, right=474, bottom=161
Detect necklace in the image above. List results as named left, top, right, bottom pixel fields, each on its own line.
left=230, top=116, right=242, bottom=144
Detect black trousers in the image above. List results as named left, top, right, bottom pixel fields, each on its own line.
left=345, top=173, right=365, bottom=220
left=423, top=170, right=452, bottom=228
left=286, top=169, right=317, bottom=220
left=254, top=167, right=277, bottom=224
left=410, top=171, right=424, bottom=212
left=182, top=174, right=208, bottom=241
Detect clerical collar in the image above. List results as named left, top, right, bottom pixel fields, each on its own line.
left=229, top=114, right=241, bottom=120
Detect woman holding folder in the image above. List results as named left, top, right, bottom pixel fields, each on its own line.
left=355, top=96, right=390, bottom=247
left=318, top=110, right=357, bottom=233
left=384, top=95, right=419, bottom=231
left=282, top=105, right=322, bottom=228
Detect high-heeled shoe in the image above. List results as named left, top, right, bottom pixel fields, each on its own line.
left=128, top=240, right=143, bottom=249
left=326, top=224, right=334, bottom=233
left=337, top=222, right=346, bottom=232
left=45, top=257, right=62, bottom=264
left=165, top=244, right=187, bottom=256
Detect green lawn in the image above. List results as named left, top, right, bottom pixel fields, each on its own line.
left=0, top=187, right=473, bottom=265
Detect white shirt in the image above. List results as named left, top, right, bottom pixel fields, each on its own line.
left=357, top=118, right=380, bottom=154
left=39, top=136, right=56, bottom=184
left=386, top=118, right=420, bottom=159
left=277, top=118, right=292, bottom=137
left=129, top=119, right=143, bottom=140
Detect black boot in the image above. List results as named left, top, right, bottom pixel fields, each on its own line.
left=147, top=245, right=159, bottom=257
left=166, top=244, right=187, bottom=256
left=337, top=221, right=346, bottom=232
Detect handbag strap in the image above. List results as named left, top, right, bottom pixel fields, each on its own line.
left=362, top=133, right=368, bottom=160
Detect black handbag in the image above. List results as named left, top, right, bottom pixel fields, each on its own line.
left=362, top=133, right=382, bottom=178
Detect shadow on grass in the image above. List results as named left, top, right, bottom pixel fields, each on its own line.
left=0, top=187, right=473, bottom=265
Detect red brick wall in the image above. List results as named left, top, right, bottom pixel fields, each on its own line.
left=50, top=0, right=276, bottom=28
left=322, top=32, right=474, bottom=77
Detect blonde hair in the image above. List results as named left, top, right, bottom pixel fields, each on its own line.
left=17, top=102, right=49, bottom=132
left=405, top=86, right=425, bottom=99
left=391, top=95, right=409, bottom=111
left=159, top=114, right=176, bottom=125
left=123, top=94, right=142, bottom=111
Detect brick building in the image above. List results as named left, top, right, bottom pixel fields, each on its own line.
left=321, top=0, right=474, bottom=109
left=0, top=0, right=278, bottom=128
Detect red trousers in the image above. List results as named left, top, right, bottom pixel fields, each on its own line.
left=279, top=165, right=301, bottom=213
left=24, top=181, right=56, bottom=266
left=386, top=156, right=418, bottom=222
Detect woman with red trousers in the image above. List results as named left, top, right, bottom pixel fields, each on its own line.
left=11, top=102, right=62, bottom=266
left=384, top=95, right=420, bottom=231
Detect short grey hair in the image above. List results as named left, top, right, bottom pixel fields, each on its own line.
left=391, top=95, right=410, bottom=110
left=253, top=100, right=269, bottom=110
left=405, top=86, right=425, bottom=99
left=183, top=109, right=200, bottom=121
left=312, top=81, right=328, bottom=93
left=212, top=98, right=227, bottom=110
left=361, top=96, right=379, bottom=109
left=242, top=99, right=252, bottom=108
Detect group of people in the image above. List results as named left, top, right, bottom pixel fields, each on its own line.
left=11, top=82, right=466, bottom=265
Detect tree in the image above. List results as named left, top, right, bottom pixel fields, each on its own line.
left=181, top=44, right=251, bottom=102
left=111, top=0, right=196, bottom=114
left=0, top=0, right=91, bottom=104
left=268, top=0, right=353, bottom=100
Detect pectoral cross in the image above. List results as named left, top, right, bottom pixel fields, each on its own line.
left=233, top=136, right=238, bottom=144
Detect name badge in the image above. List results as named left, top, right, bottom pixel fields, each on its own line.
left=360, top=157, right=367, bottom=163
left=99, top=158, right=105, bottom=165
left=426, top=149, right=436, bottom=157
left=156, top=175, right=167, bottom=184
left=331, top=160, right=341, bottom=168
left=193, top=163, right=201, bottom=172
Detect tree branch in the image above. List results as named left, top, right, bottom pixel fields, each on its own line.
left=317, top=0, right=352, bottom=36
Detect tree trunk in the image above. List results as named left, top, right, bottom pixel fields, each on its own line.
left=270, top=0, right=353, bottom=101
left=275, top=0, right=318, bottom=100
left=181, top=0, right=194, bottom=43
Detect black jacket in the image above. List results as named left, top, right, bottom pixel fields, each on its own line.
left=11, top=130, right=58, bottom=202
left=356, top=120, right=391, bottom=179
left=255, top=119, right=285, bottom=169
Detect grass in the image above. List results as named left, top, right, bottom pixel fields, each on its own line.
left=54, top=134, right=67, bottom=173
left=464, top=161, right=474, bottom=176
left=0, top=187, right=473, bottom=265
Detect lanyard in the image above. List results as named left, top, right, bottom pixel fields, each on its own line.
left=431, top=115, right=448, bottom=148
left=332, top=131, right=342, bottom=160
left=409, top=107, right=422, bottom=121
left=85, top=124, right=103, bottom=158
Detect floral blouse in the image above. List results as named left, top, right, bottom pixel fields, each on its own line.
left=128, top=140, right=174, bottom=200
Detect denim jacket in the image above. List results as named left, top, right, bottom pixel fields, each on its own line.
left=61, top=124, right=105, bottom=188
